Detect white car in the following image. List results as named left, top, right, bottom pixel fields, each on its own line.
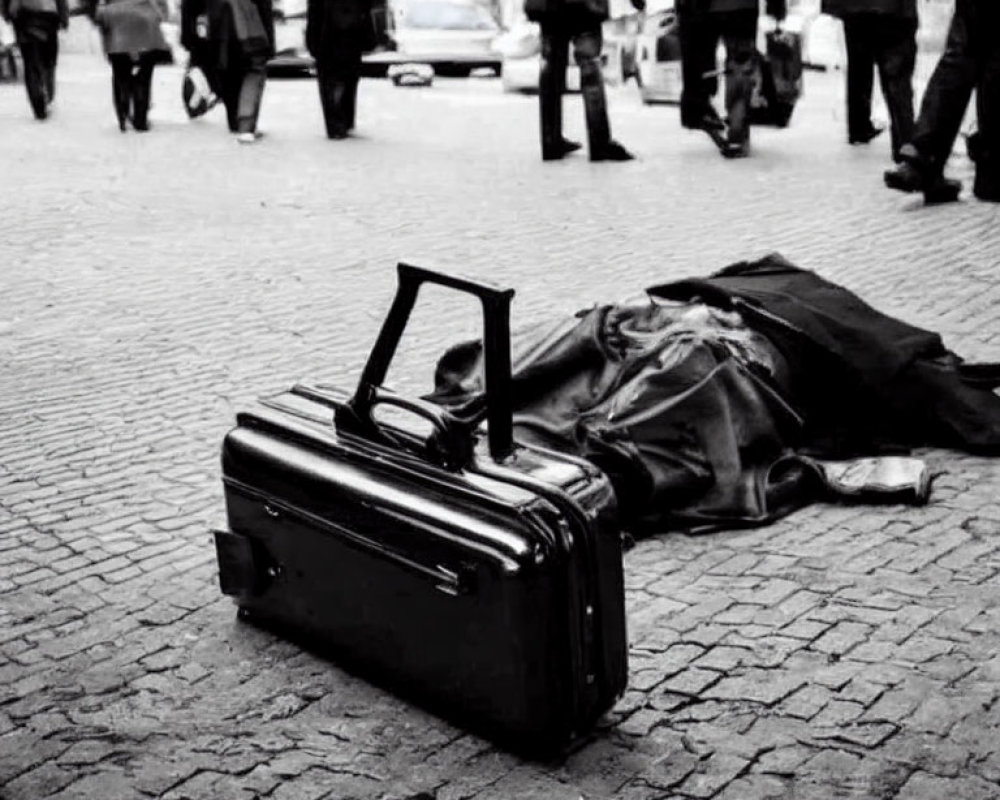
left=365, top=0, right=503, bottom=76
left=634, top=7, right=681, bottom=104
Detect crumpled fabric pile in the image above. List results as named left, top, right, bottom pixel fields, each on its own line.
left=429, top=254, right=1000, bottom=534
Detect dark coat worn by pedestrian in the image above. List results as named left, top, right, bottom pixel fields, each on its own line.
left=1, top=0, right=67, bottom=118
left=821, top=0, right=915, bottom=18
left=181, top=0, right=273, bottom=73
left=85, top=0, right=171, bottom=130
left=182, top=0, right=272, bottom=134
left=305, top=0, right=372, bottom=138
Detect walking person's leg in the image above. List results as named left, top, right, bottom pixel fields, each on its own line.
left=342, top=45, right=362, bottom=131
left=873, top=15, right=917, bottom=161
left=219, top=69, right=240, bottom=132
left=317, top=56, right=349, bottom=138
left=843, top=16, right=879, bottom=143
left=234, top=54, right=266, bottom=139
left=538, top=23, right=571, bottom=159
left=39, top=17, right=57, bottom=104
left=15, top=27, right=47, bottom=119
left=720, top=9, right=757, bottom=156
left=884, top=0, right=974, bottom=202
left=108, top=53, right=133, bottom=130
left=132, top=53, right=156, bottom=131
left=575, top=25, right=632, bottom=160
left=678, top=6, right=722, bottom=132
left=315, top=60, right=338, bottom=138
left=972, top=3, right=1000, bottom=200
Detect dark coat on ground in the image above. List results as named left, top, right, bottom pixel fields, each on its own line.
left=305, top=0, right=373, bottom=60
left=85, top=0, right=171, bottom=56
left=821, top=0, right=917, bottom=18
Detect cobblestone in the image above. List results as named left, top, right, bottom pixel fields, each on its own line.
left=2, top=44, right=999, bottom=800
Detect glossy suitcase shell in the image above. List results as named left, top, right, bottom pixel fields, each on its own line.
left=214, top=264, right=628, bottom=756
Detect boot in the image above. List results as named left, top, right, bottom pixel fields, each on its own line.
left=973, top=149, right=1000, bottom=202
left=884, top=144, right=961, bottom=204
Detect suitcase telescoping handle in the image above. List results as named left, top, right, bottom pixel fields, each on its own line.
left=341, top=262, right=516, bottom=465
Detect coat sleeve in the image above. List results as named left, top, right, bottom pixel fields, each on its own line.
left=305, top=0, right=320, bottom=57
left=254, top=0, right=274, bottom=54
left=180, top=0, right=204, bottom=50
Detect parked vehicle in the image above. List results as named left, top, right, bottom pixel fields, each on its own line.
left=364, top=0, right=502, bottom=76
left=634, top=6, right=681, bottom=104
left=267, top=0, right=313, bottom=77
left=0, top=18, right=19, bottom=83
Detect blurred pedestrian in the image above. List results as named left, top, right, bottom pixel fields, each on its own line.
left=676, top=0, right=786, bottom=158
left=884, top=0, right=999, bottom=203
left=306, top=0, right=373, bottom=139
left=822, top=0, right=917, bottom=162
left=84, top=0, right=172, bottom=131
left=0, top=0, right=68, bottom=120
left=181, top=0, right=274, bottom=143
left=524, top=0, right=642, bottom=161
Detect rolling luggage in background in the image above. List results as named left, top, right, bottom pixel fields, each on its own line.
left=751, top=27, right=803, bottom=127
left=213, top=263, right=628, bottom=756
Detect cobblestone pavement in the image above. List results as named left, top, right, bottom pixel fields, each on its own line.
left=1, top=52, right=999, bottom=800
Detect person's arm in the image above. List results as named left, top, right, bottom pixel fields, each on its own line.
left=179, top=0, right=204, bottom=51
left=305, top=0, right=320, bottom=57
left=254, top=0, right=274, bottom=55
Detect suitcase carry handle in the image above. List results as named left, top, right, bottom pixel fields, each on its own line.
left=339, top=262, right=516, bottom=465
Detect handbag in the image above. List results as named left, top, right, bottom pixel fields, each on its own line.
left=182, top=65, right=217, bottom=118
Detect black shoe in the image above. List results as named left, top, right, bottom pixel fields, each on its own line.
left=542, top=138, right=583, bottom=161
left=681, top=108, right=725, bottom=132
left=590, top=140, right=634, bottom=162
left=974, top=175, right=1000, bottom=202
left=849, top=126, right=884, bottom=145
left=884, top=158, right=961, bottom=204
left=923, top=176, right=962, bottom=204
left=884, top=162, right=923, bottom=193
left=721, top=140, right=749, bottom=159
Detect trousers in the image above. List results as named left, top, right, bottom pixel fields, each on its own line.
left=109, top=52, right=158, bottom=130
left=911, top=0, right=999, bottom=174
left=316, top=50, right=361, bottom=138
left=538, top=19, right=610, bottom=157
left=13, top=10, right=59, bottom=119
left=219, top=55, right=267, bottom=133
left=842, top=14, right=916, bottom=159
left=678, top=7, right=757, bottom=145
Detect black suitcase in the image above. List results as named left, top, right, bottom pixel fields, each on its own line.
left=751, top=28, right=803, bottom=128
left=213, top=263, right=628, bottom=756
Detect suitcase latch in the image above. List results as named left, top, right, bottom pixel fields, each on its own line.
left=434, top=564, right=475, bottom=597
